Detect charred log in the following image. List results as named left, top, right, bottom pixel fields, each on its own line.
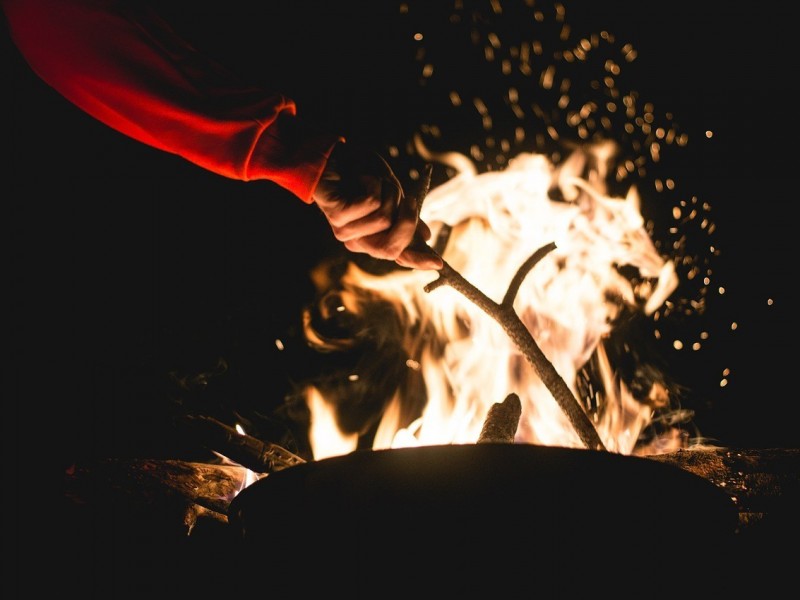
left=646, top=446, right=800, bottom=533
left=477, top=393, right=522, bottom=443
left=175, top=414, right=305, bottom=474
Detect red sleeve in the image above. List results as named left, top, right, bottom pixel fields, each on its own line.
left=2, top=0, right=342, bottom=203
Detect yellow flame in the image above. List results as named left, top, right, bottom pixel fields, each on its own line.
left=308, top=386, right=360, bottom=459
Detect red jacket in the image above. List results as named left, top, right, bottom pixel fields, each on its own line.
left=2, top=0, right=342, bottom=203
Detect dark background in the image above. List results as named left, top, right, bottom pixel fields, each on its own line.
left=5, top=0, right=798, bottom=477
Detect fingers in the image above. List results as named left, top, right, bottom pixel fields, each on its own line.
left=344, top=216, right=443, bottom=271
left=338, top=214, right=443, bottom=270
left=345, top=234, right=442, bottom=270
left=312, top=142, right=442, bottom=270
left=395, top=244, right=444, bottom=270
left=323, top=172, right=407, bottom=245
left=334, top=173, right=404, bottom=243
left=388, top=187, right=443, bottom=270
left=317, top=172, right=400, bottom=243
left=345, top=184, right=414, bottom=254
left=395, top=218, right=443, bottom=270
left=327, top=196, right=393, bottom=242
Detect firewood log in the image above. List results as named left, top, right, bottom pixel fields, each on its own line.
left=477, top=393, right=522, bottom=443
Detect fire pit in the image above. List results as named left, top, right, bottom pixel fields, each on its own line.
left=228, top=443, right=738, bottom=595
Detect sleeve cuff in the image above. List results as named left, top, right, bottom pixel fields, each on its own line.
left=246, top=111, right=344, bottom=203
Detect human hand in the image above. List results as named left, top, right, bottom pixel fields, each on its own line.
left=312, top=142, right=443, bottom=270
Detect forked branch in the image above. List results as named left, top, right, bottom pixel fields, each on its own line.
left=409, top=165, right=606, bottom=451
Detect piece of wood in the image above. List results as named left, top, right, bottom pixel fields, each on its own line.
left=64, top=458, right=248, bottom=520
left=175, top=414, right=306, bottom=474
left=646, top=446, right=800, bottom=531
left=477, top=393, right=522, bottom=443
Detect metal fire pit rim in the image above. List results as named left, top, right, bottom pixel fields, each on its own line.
left=229, top=442, right=739, bottom=536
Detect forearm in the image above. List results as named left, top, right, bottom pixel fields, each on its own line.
left=2, top=0, right=340, bottom=202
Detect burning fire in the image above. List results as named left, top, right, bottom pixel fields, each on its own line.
left=302, top=140, right=683, bottom=460
left=219, top=1, right=721, bottom=473
left=279, top=0, right=725, bottom=463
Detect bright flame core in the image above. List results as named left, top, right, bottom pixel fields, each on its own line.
left=307, top=143, right=680, bottom=459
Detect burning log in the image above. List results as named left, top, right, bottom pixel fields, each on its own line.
left=408, top=164, right=606, bottom=451
left=175, top=414, right=306, bottom=474
left=477, top=393, right=522, bottom=443
left=646, top=446, right=800, bottom=532
left=64, top=458, right=246, bottom=525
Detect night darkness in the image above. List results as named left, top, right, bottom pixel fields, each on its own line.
left=6, top=0, right=799, bottom=482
